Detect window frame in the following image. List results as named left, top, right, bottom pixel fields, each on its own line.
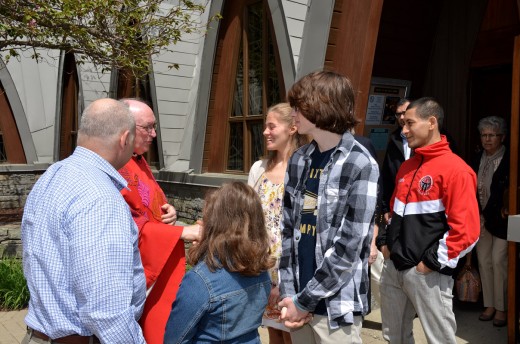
left=0, top=81, right=26, bottom=164
left=57, top=52, right=80, bottom=160
left=204, top=0, right=285, bottom=174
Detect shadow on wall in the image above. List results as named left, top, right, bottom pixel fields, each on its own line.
left=1, top=241, right=22, bottom=258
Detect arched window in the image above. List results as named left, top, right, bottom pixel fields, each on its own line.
left=115, top=68, right=161, bottom=169
left=0, top=81, right=26, bottom=163
left=203, top=0, right=284, bottom=173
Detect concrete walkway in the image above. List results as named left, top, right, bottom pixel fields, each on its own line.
left=0, top=310, right=26, bottom=344
left=1, top=301, right=508, bottom=344
left=258, top=300, right=508, bottom=343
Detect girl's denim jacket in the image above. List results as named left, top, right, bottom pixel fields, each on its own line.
left=164, top=261, right=270, bottom=344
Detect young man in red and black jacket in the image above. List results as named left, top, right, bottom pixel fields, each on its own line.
left=376, top=97, right=480, bottom=344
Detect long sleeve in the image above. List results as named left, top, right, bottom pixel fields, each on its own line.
left=296, top=161, right=378, bottom=311
left=423, top=170, right=480, bottom=272
left=119, top=157, right=186, bottom=344
left=248, top=159, right=266, bottom=188
left=21, top=147, right=146, bottom=343
left=278, top=164, right=298, bottom=299
left=164, top=271, right=210, bottom=344
left=70, top=197, right=146, bottom=343
left=119, top=158, right=184, bottom=287
left=381, top=133, right=404, bottom=214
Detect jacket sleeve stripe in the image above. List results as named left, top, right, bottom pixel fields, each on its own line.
left=393, top=198, right=445, bottom=216
left=437, top=231, right=478, bottom=269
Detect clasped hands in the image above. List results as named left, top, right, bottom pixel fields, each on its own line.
left=278, top=296, right=313, bottom=329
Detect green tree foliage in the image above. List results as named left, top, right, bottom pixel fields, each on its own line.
left=0, top=0, right=213, bottom=79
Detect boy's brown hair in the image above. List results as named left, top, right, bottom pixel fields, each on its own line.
left=288, top=70, right=359, bottom=134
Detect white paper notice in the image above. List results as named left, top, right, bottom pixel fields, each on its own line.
left=366, top=95, right=385, bottom=125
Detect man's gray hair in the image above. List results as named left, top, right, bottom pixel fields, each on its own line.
left=478, top=116, right=507, bottom=136
left=78, top=99, right=135, bottom=138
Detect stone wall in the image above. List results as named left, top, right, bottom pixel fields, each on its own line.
left=0, top=172, right=42, bottom=258
left=0, top=223, right=22, bottom=258
left=0, top=173, right=217, bottom=258
left=0, top=172, right=42, bottom=223
left=158, top=180, right=216, bottom=223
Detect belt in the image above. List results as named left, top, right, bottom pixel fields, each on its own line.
left=27, top=328, right=101, bottom=344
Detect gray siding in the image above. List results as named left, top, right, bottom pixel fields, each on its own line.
left=152, top=8, right=210, bottom=171
left=4, top=51, right=59, bottom=163
left=78, top=63, right=111, bottom=108
left=283, top=0, right=310, bottom=69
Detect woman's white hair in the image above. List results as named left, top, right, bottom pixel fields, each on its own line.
left=478, top=116, right=507, bottom=136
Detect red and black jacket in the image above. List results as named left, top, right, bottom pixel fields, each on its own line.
left=379, top=136, right=480, bottom=275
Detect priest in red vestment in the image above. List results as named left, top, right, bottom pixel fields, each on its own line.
left=118, top=99, right=201, bottom=344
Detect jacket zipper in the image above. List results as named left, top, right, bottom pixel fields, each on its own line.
left=403, top=155, right=424, bottom=216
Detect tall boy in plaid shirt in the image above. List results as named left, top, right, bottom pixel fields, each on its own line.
left=278, top=70, right=379, bottom=343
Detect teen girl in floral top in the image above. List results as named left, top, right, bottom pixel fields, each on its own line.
left=248, top=102, right=308, bottom=344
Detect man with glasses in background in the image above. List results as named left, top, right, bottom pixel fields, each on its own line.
left=118, top=99, right=201, bottom=344
left=380, top=98, right=412, bottom=224
left=377, top=97, right=479, bottom=343
left=373, top=98, right=416, bottom=342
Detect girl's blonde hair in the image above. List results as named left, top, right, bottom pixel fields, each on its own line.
left=265, top=102, right=309, bottom=171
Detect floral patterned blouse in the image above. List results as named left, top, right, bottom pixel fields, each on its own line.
left=256, top=173, right=284, bottom=285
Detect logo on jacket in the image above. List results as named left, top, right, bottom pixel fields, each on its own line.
left=418, top=175, right=433, bottom=195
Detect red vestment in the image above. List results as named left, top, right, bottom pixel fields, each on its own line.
left=119, top=155, right=185, bottom=344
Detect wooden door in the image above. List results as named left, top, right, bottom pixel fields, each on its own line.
left=507, top=34, right=520, bottom=344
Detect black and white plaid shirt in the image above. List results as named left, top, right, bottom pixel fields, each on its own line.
left=279, top=132, right=379, bottom=328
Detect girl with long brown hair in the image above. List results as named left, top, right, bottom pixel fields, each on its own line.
left=164, top=182, right=275, bottom=343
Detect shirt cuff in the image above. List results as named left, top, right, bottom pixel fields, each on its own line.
left=292, top=295, right=307, bottom=312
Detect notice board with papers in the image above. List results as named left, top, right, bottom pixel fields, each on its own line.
left=362, top=77, right=411, bottom=165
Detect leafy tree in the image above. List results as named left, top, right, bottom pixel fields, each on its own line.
left=0, top=0, right=214, bottom=79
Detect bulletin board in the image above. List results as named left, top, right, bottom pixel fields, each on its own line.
left=363, top=77, right=411, bottom=165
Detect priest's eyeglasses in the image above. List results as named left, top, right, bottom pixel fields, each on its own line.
left=136, top=123, right=157, bottom=133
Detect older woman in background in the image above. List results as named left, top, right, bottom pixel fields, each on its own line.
left=471, top=116, right=510, bottom=327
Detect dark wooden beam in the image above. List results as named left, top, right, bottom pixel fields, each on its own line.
left=325, top=0, right=383, bottom=135
left=507, top=34, right=520, bottom=344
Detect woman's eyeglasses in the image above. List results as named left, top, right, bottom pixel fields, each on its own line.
left=480, top=133, right=502, bottom=139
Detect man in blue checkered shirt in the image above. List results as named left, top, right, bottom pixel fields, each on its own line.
left=21, top=99, right=147, bottom=344
left=278, top=71, right=379, bottom=344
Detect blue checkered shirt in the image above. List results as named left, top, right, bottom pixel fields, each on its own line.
left=22, top=147, right=146, bottom=343
left=279, top=132, right=379, bottom=329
